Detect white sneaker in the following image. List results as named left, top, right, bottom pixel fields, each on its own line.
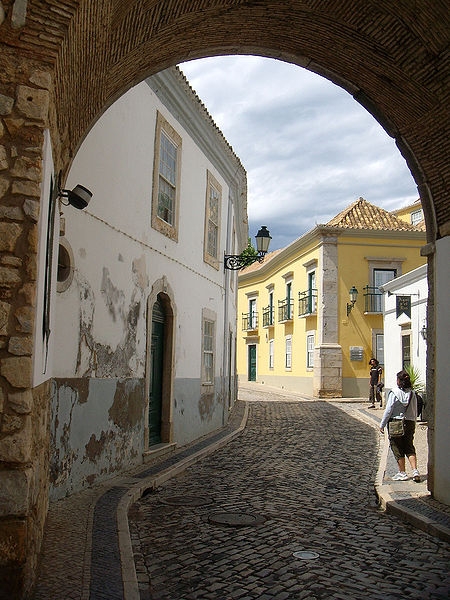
left=392, top=472, right=408, bottom=481
left=412, top=469, right=421, bottom=483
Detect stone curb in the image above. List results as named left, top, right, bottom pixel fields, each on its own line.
left=336, top=402, right=450, bottom=544
left=116, top=402, right=250, bottom=600
left=375, top=422, right=450, bottom=542
left=375, top=433, right=450, bottom=544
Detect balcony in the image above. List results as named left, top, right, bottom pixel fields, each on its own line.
left=298, top=289, right=317, bottom=316
left=363, top=286, right=383, bottom=313
left=262, top=306, right=275, bottom=327
left=242, top=312, right=258, bottom=331
left=278, top=298, right=294, bottom=322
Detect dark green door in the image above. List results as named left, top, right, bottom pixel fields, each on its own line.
left=149, top=300, right=165, bottom=445
left=248, top=344, right=257, bottom=381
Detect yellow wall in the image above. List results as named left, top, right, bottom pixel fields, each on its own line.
left=237, top=237, right=320, bottom=392
left=392, top=200, right=422, bottom=225
left=237, top=227, right=426, bottom=398
left=337, top=232, right=426, bottom=385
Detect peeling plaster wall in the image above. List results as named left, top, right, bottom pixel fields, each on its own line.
left=172, top=377, right=224, bottom=446
left=50, top=378, right=145, bottom=500
left=50, top=72, right=245, bottom=497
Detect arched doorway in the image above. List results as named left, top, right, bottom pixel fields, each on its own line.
left=149, top=297, right=166, bottom=446
left=146, top=283, right=175, bottom=449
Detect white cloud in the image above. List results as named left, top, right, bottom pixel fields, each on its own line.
left=180, top=56, right=418, bottom=250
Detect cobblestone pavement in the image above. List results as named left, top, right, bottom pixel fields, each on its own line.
left=129, top=396, right=450, bottom=600
left=31, top=384, right=449, bottom=600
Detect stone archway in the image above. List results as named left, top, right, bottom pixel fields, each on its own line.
left=1, top=2, right=449, bottom=596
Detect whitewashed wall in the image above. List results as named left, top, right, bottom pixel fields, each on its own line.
left=382, top=265, right=427, bottom=391
left=49, top=72, right=246, bottom=499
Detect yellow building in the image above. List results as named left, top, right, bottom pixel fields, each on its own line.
left=391, top=199, right=424, bottom=227
left=237, top=198, right=426, bottom=398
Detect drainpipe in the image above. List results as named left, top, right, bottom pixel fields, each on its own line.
left=222, top=191, right=233, bottom=426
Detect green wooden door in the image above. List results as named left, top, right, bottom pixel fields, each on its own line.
left=248, top=344, right=257, bottom=381
left=149, top=300, right=165, bottom=445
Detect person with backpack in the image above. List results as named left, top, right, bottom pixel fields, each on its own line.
left=379, top=370, right=420, bottom=482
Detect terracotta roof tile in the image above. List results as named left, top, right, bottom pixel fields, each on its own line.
left=324, top=197, right=420, bottom=231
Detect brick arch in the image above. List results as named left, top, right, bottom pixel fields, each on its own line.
left=1, top=3, right=448, bottom=231
left=1, top=1, right=449, bottom=595
left=43, top=0, right=449, bottom=239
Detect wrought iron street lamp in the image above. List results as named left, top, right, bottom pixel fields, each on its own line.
left=224, top=226, right=272, bottom=270
left=346, top=285, right=358, bottom=316
left=420, top=323, right=428, bottom=341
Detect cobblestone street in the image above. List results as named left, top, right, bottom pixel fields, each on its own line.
left=130, top=396, right=450, bottom=600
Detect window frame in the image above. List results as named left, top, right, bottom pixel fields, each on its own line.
left=411, top=209, right=423, bottom=226
left=269, top=338, right=274, bottom=369
left=151, top=112, right=182, bottom=241
left=203, top=171, right=222, bottom=269
left=401, top=324, right=411, bottom=369
left=202, top=308, right=216, bottom=386
left=202, top=319, right=215, bottom=385
left=285, top=335, right=292, bottom=370
left=306, top=332, right=315, bottom=369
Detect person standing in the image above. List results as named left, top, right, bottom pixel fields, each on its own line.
left=368, top=358, right=383, bottom=408
left=379, top=370, right=420, bottom=482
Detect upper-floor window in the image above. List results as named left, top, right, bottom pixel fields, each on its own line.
left=204, top=171, right=221, bottom=269
left=152, top=112, right=181, bottom=241
left=364, top=258, right=403, bottom=313
left=248, top=298, right=257, bottom=329
left=242, top=295, right=258, bottom=331
left=411, top=209, right=423, bottom=226
left=365, top=268, right=396, bottom=312
left=279, top=279, right=293, bottom=322
left=299, top=270, right=317, bottom=316
left=263, top=288, right=274, bottom=326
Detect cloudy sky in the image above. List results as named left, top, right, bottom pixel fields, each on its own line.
left=179, top=56, right=418, bottom=250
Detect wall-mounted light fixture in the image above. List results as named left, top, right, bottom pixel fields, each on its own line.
left=420, top=323, right=427, bottom=341
left=346, top=286, right=358, bottom=316
left=58, top=183, right=93, bottom=210
left=224, top=226, right=272, bottom=270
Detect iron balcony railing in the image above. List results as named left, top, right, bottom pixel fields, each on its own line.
left=242, top=312, right=258, bottom=331
left=298, top=289, right=318, bottom=316
left=363, top=285, right=383, bottom=313
left=278, top=298, right=294, bottom=322
left=262, top=306, right=275, bottom=327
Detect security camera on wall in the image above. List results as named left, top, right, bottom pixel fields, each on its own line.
left=59, top=183, right=93, bottom=210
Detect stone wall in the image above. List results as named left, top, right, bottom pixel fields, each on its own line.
left=0, top=43, right=53, bottom=596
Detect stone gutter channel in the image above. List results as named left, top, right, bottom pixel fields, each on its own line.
left=89, top=400, right=248, bottom=600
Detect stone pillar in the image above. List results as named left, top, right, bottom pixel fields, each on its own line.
left=433, top=234, right=450, bottom=504
left=313, top=234, right=343, bottom=397
left=0, top=46, right=53, bottom=598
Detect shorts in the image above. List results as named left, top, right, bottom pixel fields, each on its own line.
left=389, top=419, right=416, bottom=461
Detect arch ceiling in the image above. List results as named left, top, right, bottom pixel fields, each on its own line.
left=1, top=0, right=449, bottom=238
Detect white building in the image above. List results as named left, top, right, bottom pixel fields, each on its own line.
left=43, top=68, right=247, bottom=499
left=382, top=264, right=427, bottom=397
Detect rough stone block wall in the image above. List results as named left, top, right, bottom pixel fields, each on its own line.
left=0, top=41, right=53, bottom=596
